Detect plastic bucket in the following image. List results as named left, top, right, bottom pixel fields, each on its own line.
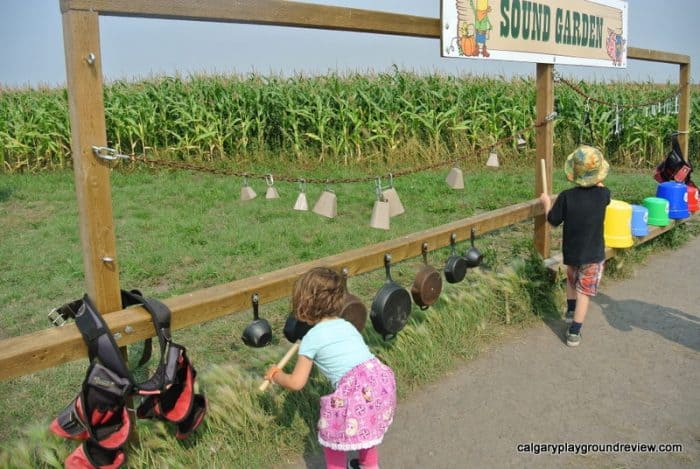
left=687, top=185, right=699, bottom=213
left=630, top=204, right=649, bottom=237
left=643, top=197, right=670, bottom=227
left=604, top=199, right=633, bottom=248
left=656, top=181, right=689, bottom=219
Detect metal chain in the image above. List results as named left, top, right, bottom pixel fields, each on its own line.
left=552, top=70, right=685, bottom=109
left=92, top=115, right=557, bottom=183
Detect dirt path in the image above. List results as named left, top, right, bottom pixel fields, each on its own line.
left=283, top=235, right=700, bottom=469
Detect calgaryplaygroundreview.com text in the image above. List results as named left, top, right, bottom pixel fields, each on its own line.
left=517, top=442, right=684, bottom=455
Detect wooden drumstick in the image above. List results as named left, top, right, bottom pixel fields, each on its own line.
left=540, top=159, right=548, bottom=195
left=259, top=342, right=300, bottom=392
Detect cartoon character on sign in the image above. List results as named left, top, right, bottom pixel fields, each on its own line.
left=470, top=0, right=492, bottom=57
left=459, top=22, right=478, bottom=56
left=605, top=28, right=625, bottom=66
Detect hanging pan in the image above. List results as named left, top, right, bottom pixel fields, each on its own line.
left=464, top=227, right=483, bottom=268
left=411, top=242, right=443, bottom=309
left=444, top=233, right=467, bottom=283
left=370, top=254, right=412, bottom=340
left=241, top=293, right=272, bottom=347
left=340, top=267, right=368, bottom=332
left=283, top=313, right=313, bottom=344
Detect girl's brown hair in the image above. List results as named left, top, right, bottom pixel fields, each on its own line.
left=292, top=267, right=345, bottom=324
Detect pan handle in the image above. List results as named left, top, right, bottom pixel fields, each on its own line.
left=421, top=242, right=429, bottom=265
left=449, top=233, right=458, bottom=256
left=384, top=253, right=393, bottom=283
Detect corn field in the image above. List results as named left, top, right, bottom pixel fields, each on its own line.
left=1, top=70, right=698, bottom=173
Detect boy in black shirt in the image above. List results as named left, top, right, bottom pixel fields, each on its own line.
left=540, top=145, right=611, bottom=346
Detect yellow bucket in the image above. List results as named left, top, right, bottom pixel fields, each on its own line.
left=604, top=199, right=634, bottom=248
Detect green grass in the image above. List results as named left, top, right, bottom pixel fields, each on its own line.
left=0, top=164, right=693, bottom=467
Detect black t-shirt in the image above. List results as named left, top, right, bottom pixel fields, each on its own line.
left=547, top=186, right=611, bottom=265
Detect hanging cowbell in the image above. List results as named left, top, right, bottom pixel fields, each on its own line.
left=313, top=187, right=337, bottom=218
left=293, top=179, right=308, bottom=211
left=370, top=178, right=391, bottom=230
left=445, top=166, right=464, bottom=189
left=516, top=135, right=527, bottom=150
left=240, top=175, right=257, bottom=201
left=265, top=174, right=279, bottom=199
left=486, top=150, right=500, bottom=168
left=381, top=173, right=405, bottom=217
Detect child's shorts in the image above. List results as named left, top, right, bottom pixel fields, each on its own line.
left=567, top=261, right=605, bottom=296
left=317, top=357, right=396, bottom=451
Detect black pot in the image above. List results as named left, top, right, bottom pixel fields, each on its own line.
left=444, top=233, right=467, bottom=283
left=283, top=313, right=313, bottom=343
left=464, top=227, right=483, bottom=268
left=241, top=293, right=272, bottom=347
left=370, top=254, right=412, bottom=340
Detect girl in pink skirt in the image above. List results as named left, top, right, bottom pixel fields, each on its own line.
left=266, top=267, right=396, bottom=469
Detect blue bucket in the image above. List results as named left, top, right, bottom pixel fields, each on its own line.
left=656, top=181, right=689, bottom=219
left=630, top=204, right=648, bottom=237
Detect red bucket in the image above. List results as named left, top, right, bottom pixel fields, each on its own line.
left=687, top=185, right=699, bottom=213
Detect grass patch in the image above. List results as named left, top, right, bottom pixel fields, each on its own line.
left=0, top=165, right=690, bottom=467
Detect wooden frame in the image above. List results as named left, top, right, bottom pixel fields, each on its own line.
left=0, top=1, right=691, bottom=381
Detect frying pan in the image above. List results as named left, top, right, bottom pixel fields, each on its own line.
left=464, top=227, right=483, bottom=268
left=370, top=254, right=412, bottom=340
left=340, top=267, right=368, bottom=332
left=411, top=243, right=443, bottom=309
left=444, top=233, right=467, bottom=283
left=283, top=313, right=312, bottom=344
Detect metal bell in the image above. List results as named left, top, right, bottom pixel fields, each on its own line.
left=313, top=189, right=337, bottom=218
left=445, top=166, right=464, bottom=189
left=370, top=199, right=391, bottom=230
left=293, top=179, right=308, bottom=211
left=517, top=135, right=527, bottom=150
left=240, top=175, right=257, bottom=201
left=265, top=174, right=279, bottom=199
left=382, top=173, right=405, bottom=217
left=486, top=150, right=500, bottom=168
left=370, top=179, right=390, bottom=230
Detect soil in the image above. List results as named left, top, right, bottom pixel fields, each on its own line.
left=281, top=235, right=700, bottom=469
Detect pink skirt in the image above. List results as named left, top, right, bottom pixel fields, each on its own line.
left=317, top=358, right=396, bottom=451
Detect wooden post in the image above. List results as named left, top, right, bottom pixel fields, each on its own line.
left=62, top=5, right=133, bottom=425
left=61, top=9, right=122, bottom=314
left=535, top=63, right=553, bottom=258
left=678, top=63, right=691, bottom=160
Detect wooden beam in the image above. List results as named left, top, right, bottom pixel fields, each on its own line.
left=678, top=63, right=691, bottom=159
left=0, top=199, right=543, bottom=381
left=62, top=10, right=123, bottom=315
left=628, top=47, right=689, bottom=65
left=534, top=63, right=554, bottom=258
left=60, top=0, right=440, bottom=38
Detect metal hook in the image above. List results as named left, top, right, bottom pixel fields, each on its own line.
left=91, top=146, right=130, bottom=162
left=266, top=174, right=274, bottom=187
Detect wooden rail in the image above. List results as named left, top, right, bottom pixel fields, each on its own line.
left=0, top=198, right=543, bottom=381
left=60, top=1, right=690, bottom=66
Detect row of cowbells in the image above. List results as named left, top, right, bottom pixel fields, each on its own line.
left=240, top=177, right=404, bottom=230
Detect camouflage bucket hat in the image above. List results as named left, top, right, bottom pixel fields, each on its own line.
left=564, top=145, right=610, bottom=187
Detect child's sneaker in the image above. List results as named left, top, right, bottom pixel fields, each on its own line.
left=564, top=310, right=575, bottom=324
left=566, top=331, right=581, bottom=347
